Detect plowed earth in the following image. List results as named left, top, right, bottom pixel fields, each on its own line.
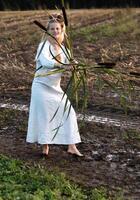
left=0, top=9, right=140, bottom=199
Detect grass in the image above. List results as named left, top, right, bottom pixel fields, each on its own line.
left=0, top=154, right=124, bottom=200
left=71, top=11, right=139, bottom=42
left=0, top=108, right=126, bottom=199
left=0, top=155, right=84, bottom=199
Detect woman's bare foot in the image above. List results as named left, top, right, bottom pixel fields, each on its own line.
left=42, top=144, right=49, bottom=155
left=67, top=144, right=83, bottom=157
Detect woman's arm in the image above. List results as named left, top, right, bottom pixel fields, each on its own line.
left=36, top=42, right=62, bottom=68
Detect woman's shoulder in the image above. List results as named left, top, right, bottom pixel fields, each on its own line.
left=61, top=44, right=71, bottom=56
left=37, top=40, right=50, bottom=53
left=61, top=43, right=68, bottom=49
left=61, top=44, right=69, bottom=52
left=38, top=40, right=49, bottom=47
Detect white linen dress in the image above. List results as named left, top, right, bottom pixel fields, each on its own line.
left=26, top=40, right=81, bottom=144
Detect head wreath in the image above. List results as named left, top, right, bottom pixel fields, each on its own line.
left=48, top=14, right=64, bottom=23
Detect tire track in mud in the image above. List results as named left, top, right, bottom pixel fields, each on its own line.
left=0, top=103, right=140, bottom=200
left=0, top=102, right=140, bottom=130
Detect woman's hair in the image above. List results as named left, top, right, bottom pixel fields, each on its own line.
left=41, top=13, right=66, bottom=44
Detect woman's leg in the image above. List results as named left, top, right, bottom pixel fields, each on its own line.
left=42, top=144, right=49, bottom=155
left=67, top=144, right=83, bottom=156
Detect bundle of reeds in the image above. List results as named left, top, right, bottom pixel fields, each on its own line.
left=33, top=5, right=135, bottom=138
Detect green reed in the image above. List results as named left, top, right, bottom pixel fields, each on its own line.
left=33, top=5, right=135, bottom=140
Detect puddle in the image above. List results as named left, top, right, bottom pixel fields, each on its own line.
left=0, top=103, right=28, bottom=112
left=77, top=113, right=139, bottom=129
left=0, top=102, right=139, bottom=129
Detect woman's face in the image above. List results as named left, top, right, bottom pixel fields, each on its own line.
left=48, top=22, right=62, bottom=40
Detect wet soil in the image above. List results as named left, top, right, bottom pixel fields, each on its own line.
left=0, top=108, right=140, bottom=199
left=0, top=9, right=140, bottom=199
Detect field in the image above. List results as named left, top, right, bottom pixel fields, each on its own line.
left=0, top=9, right=140, bottom=199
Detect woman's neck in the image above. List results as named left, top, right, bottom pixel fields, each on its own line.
left=49, top=40, right=61, bottom=52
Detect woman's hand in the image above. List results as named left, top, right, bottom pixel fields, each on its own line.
left=66, top=64, right=75, bottom=71
left=70, top=58, right=79, bottom=65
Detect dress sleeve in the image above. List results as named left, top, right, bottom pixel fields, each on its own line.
left=36, top=42, right=56, bottom=68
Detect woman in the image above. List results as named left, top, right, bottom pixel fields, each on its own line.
left=26, top=13, right=83, bottom=157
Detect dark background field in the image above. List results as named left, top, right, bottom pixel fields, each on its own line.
left=0, top=0, right=140, bottom=10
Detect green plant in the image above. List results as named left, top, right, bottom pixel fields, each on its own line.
left=0, top=155, right=86, bottom=199
left=33, top=5, right=137, bottom=139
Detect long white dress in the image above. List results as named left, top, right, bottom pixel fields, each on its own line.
left=26, top=40, right=81, bottom=144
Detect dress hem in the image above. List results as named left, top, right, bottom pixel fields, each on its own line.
left=26, top=140, right=81, bottom=145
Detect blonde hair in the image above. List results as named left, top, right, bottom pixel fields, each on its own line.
left=41, top=13, right=66, bottom=44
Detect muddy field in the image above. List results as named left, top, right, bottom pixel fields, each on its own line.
left=0, top=9, right=140, bottom=199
